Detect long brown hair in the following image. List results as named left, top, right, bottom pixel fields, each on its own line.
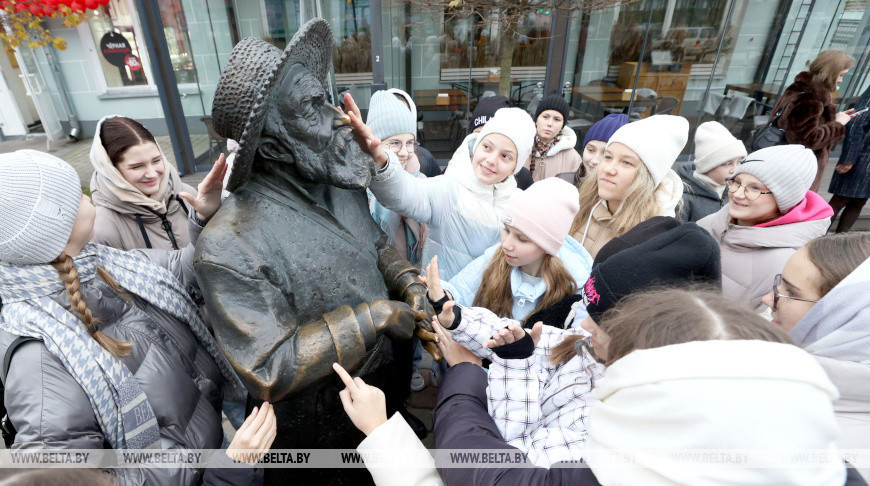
left=100, top=116, right=157, bottom=166
left=805, top=232, right=870, bottom=296
left=809, top=49, right=855, bottom=92
left=551, top=287, right=792, bottom=366
left=51, top=254, right=133, bottom=358
left=569, top=161, right=672, bottom=240
left=473, top=247, right=577, bottom=321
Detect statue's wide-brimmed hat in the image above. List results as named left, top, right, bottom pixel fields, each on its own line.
left=211, top=19, right=333, bottom=192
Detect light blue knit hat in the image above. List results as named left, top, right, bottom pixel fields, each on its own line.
left=367, top=90, right=417, bottom=140
left=0, top=150, right=82, bottom=264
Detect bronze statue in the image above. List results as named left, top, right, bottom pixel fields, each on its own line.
left=195, top=19, right=435, bottom=485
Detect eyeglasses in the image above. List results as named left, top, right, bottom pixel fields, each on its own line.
left=725, top=178, right=773, bottom=200
left=770, top=274, right=819, bottom=310
left=383, top=140, right=416, bottom=153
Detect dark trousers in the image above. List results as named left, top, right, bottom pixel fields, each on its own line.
left=830, top=195, right=869, bottom=233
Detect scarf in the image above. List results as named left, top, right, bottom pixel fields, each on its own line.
left=0, top=244, right=245, bottom=450
left=533, top=133, right=560, bottom=158
left=90, top=115, right=183, bottom=213
left=692, top=169, right=726, bottom=199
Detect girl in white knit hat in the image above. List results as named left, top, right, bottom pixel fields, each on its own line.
left=678, top=121, right=748, bottom=222
left=0, top=150, right=274, bottom=484
left=347, top=93, right=535, bottom=281
left=568, top=115, right=688, bottom=258
left=697, top=144, right=835, bottom=311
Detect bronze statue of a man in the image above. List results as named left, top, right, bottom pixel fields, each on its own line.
left=195, top=19, right=434, bottom=485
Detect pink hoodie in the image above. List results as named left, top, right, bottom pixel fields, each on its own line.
left=756, top=191, right=834, bottom=228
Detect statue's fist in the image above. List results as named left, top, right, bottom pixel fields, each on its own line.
left=369, top=300, right=416, bottom=341
left=404, top=283, right=435, bottom=333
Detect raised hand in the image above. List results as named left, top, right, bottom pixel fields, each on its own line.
left=179, top=152, right=228, bottom=222
left=432, top=321, right=482, bottom=367
left=333, top=363, right=388, bottom=436
left=483, top=322, right=543, bottom=349
left=345, top=93, right=388, bottom=169
left=421, top=256, right=447, bottom=302
left=225, top=401, right=277, bottom=465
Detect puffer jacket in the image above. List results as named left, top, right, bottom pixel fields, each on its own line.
left=0, top=217, right=260, bottom=486
left=441, top=236, right=593, bottom=322
left=525, top=127, right=583, bottom=182
left=91, top=172, right=197, bottom=251
left=369, top=145, right=519, bottom=281
left=697, top=191, right=832, bottom=311
left=677, top=162, right=726, bottom=222
left=772, top=71, right=846, bottom=192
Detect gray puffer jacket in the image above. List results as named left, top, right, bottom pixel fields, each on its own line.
left=0, top=217, right=260, bottom=486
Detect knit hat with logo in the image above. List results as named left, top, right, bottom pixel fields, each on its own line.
left=0, top=150, right=82, bottom=264
left=733, top=144, right=817, bottom=213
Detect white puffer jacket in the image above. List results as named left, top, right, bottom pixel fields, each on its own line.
left=369, top=145, right=520, bottom=280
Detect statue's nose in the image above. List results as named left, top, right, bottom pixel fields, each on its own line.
left=331, top=105, right=351, bottom=129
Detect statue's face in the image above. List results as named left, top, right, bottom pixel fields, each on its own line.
left=263, top=63, right=373, bottom=189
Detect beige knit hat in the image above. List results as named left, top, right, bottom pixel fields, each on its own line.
left=694, top=121, right=747, bottom=174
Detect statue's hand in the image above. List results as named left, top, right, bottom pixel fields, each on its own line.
left=369, top=300, right=416, bottom=341
left=404, top=282, right=435, bottom=333
left=179, top=153, right=228, bottom=221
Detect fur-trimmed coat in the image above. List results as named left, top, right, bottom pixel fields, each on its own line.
left=772, top=71, right=846, bottom=192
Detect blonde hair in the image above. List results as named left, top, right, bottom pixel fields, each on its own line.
left=570, top=161, right=672, bottom=238
left=550, top=287, right=792, bottom=366
left=51, top=254, right=133, bottom=358
left=473, top=248, right=577, bottom=321
left=809, top=50, right=855, bottom=92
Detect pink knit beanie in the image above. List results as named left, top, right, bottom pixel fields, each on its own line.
left=503, top=178, right=580, bottom=255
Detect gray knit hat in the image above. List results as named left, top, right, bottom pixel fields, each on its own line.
left=0, top=150, right=82, bottom=264
left=734, top=144, right=817, bottom=213
left=367, top=90, right=416, bottom=140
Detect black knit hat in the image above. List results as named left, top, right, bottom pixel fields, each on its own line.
left=534, top=91, right=570, bottom=122
left=582, top=223, right=721, bottom=322
left=471, top=95, right=510, bottom=129
left=592, top=216, right=681, bottom=268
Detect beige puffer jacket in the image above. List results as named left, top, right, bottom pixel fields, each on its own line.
left=525, top=126, right=582, bottom=182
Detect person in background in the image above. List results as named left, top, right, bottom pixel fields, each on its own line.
left=526, top=91, right=582, bottom=182
left=450, top=95, right=534, bottom=189
left=559, top=113, right=629, bottom=186
left=89, top=115, right=199, bottom=251
left=678, top=121, right=747, bottom=222
left=772, top=49, right=856, bottom=192
left=367, top=90, right=429, bottom=267
left=829, top=86, right=870, bottom=233
left=568, top=115, right=687, bottom=258
left=697, top=145, right=833, bottom=312
left=763, top=232, right=870, bottom=479
left=387, top=88, right=441, bottom=178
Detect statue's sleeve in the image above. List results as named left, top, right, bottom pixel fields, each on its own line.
left=194, top=257, right=381, bottom=403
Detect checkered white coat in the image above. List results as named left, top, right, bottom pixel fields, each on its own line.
left=449, top=305, right=605, bottom=468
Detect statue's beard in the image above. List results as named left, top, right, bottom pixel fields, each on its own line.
left=264, top=119, right=374, bottom=190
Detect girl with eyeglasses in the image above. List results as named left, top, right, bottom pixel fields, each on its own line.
left=762, top=232, right=870, bottom=479
left=697, top=144, right=834, bottom=311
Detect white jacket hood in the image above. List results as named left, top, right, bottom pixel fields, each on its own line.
left=792, top=257, right=870, bottom=365
left=585, top=340, right=844, bottom=486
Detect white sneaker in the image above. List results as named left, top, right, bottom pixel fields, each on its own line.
left=411, top=371, right=425, bottom=391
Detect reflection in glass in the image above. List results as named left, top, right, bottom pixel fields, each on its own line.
left=88, top=0, right=149, bottom=87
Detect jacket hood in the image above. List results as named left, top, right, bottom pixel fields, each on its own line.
left=544, top=126, right=578, bottom=157
left=703, top=203, right=829, bottom=251
left=677, top=162, right=719, bottom=201
left=654, top=169, right=685, bottom=217
left=791, top=256, right=870, bottom=365
left=444, top=133, right=519, bottom=199
left=89, top=115, right=184, bottom=213
left=586, top=340, right=844, bottom=486
left=756, top=191, right=833, bottom=227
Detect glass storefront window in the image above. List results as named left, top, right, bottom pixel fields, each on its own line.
left=88, top=0, right=149, bottom=87
left=159, top=0, right=197, bottom=84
